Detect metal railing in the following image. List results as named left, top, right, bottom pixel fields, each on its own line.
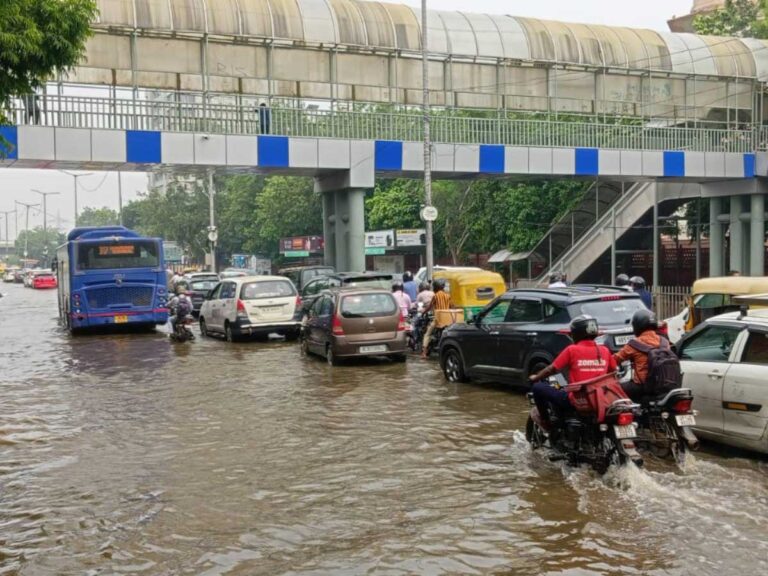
left=6, top=93, right=759, bottom=153
left=653, top=286, right=690, bottom=320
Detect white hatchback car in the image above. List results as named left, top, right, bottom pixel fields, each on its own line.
left=677, top=307, right=768, bottom=454
left=198, top=276, right=302, bottom=342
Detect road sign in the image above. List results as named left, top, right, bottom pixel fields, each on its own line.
left=284, top=250, right=310, bottom=257
left=365, top=248, right=386, bottom=255
left=420, top=206, right=438, bottom=221
left=208, top=230, right=218, bottom=243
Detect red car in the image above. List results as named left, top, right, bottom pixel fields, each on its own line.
left=32, top=273, right=57, bottom=289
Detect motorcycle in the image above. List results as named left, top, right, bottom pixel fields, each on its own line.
left=526, top=374, right=643, bottom=474
left=170, top=314, right=195, bottom=343
left=406, top=306, right=425, bottom=352
left=633, top=388, right=699, bottom=468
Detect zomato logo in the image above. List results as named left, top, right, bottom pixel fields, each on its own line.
left=577, top=359, right=607, bottom=369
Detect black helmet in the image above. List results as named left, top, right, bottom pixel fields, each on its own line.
left=392, top=281, right=404, bottom=292
left=433, top=278, right=446, bottom=291
left=549, top=273, right=562, bottom=284
left=629, top=275, right=646, bottom=288
left=403, top=271, right=413, bottom=282
left=615, top=273, right=630, bottom=287
left=631, top=309, right=657, bottom=336
left=570, top=314, right=599, bottom=342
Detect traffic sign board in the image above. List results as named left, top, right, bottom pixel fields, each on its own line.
left=284, top=250, right=310, bottom=257
left=420, top=206, right=438, bottom=222
left=365, top=248, right=386, bottom=255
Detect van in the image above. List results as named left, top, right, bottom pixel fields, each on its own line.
left=278, top=265, right=334, bottom=291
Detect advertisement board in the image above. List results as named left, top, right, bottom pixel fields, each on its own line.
left=365, top=230, right=395, bottom=249
left=279, top=236, right=324, bottom=254
left=396, top=229, right=426, bottom=247
left=163, top=241, right=183, bottom=263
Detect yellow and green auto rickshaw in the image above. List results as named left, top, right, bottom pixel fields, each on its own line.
left=433, top=269, right=507, bottom=321
left=684, top=276, right=768, bottom=331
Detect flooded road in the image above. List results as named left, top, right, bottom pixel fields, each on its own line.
left=2, top=282, right=767, bottom=575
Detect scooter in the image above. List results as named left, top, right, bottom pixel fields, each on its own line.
left=170, top=315, right=195, bottom=343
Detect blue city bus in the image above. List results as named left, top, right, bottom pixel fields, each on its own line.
left=54, top=226, right=169, bottom=332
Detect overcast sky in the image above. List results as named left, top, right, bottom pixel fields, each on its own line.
left=0, top=0, right=694, bottom=239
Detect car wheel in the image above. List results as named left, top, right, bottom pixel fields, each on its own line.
left=300, top=337, right=310, bottom=356
left=527, top=359, right=549, bottom=385
left=225, top=322, right=236, bottom=343
left=326, top=344, right=339, bottom=366
left=284, top=330, right=300, bottom=342
left=442, top=348, right=467, bottom=383
left=199, top=318, right=208, bottom=337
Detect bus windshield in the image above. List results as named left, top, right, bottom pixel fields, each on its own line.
left=76, top=240, right=160, bottom=270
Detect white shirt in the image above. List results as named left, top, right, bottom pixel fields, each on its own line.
left=548, top=281, right=567, bottom=289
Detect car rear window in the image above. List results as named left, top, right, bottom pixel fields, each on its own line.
left=343, top=277, right=392, bottom=290
left=569, top=297, right=645, bottom=325
left=240, top=280, right=296, bottom=300
left=191, top=280, right=218, bottom=291
left=340, top=293, right=397, bottom=318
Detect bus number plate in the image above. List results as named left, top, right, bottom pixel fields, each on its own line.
left=114, top=315, right=129, bottom=324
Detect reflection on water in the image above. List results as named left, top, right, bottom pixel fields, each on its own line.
left=1, top=283, right=766, bottom=575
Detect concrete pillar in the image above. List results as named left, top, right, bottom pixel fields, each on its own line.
left=322, top=192, right=336, bottom=267
left=750, top=193, right=765, bottom=276
left=709, top=197, right=723, bottom=277
left=334, top=190, right=349, bottom=271
left=730, top=196, right=745, bottom=275
left=332, top=188, right=365, bottom=272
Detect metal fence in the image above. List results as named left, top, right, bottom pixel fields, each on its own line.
left=653, top=286, right=689, bottom=320
left=6, top=93, right=759, bottom=153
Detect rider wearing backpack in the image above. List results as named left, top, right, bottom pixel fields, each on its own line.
left=169, top=285, right=193, bottom=333
left=614, top=309, right=682, bottom=400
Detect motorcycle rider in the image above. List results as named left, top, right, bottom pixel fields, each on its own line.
left=420, top=278, right=451, bottom=359
left=402, top=271, right=418, bottom=302
left=615, top=273, right=630, bottom=288
left=614, top=309, right=661, bottom=401
left=392, top=281, right=412, bottom=318
left=416, top=281, right=435, bottom=309
left=528, top=315, right=617, bottom=430
left=630, top=275, right=653, bottom=309
left=168, top=285, right=193, bottom=335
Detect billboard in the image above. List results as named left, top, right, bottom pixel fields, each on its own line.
left=396, top=229, right=426, bottom=247
left=365, top=230, right=395, bottom=249
left=163, top=241, right=183, bottom=263
left=279, top=236, right=324, bottom=254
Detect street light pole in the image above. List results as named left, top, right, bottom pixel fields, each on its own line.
left=421, top=0, right=435, bottom=281
left=117, top=171, right=123, bottom=225
left=0, top=209, right=16, bottom=250
left=59, top=171, right=93, bottom=227
left=15, top=201, right=40, bottom=261
left=207, top=170, right=217, bottom=273
left=32, top=190, right=61, bottom=266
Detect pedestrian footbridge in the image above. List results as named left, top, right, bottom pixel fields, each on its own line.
left=3, top=0, right=768, bottom=275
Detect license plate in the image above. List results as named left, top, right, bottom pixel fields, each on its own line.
left=675, top=414, right=696, bottom=426
left=260, top=305, right=283, bottom=312
left=614, top=425, right=637, bottom=439
left=360, top=344, right=387, bottom=354
left=614, top=335, right=633, bottom=346
left=114, top=315, right=128, bottom=324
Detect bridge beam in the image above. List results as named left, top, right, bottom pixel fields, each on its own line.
left=750, top=193, right=765, bottom=276
left=709, top=197, right=724, bottom=277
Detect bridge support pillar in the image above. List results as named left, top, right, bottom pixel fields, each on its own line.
left=730, top=196, right=747, bottom=275
left=315, top=177, right=366, bottom=271
left=709, top=197, right=724, bottom=277
left=750, top=193, right=765, bottom=276
left=322, top=192, right=336, bottom=267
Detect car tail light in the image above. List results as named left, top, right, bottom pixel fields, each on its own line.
left=398, top=312, right=407, bottom=332
left=601, top=295, right=621, bottom=301
left=332, top=315, right=345, bottom=336
left=236, top=299, right=248, bottom=318
left=557, top=329, right=571, bottom=335
left=673, top=399, right=692, bottom=413
left=617, top=412, right=634, bottom=426
left=657, top=320, right=669, bottom=337
left=295, top=296, right=302, bottom=310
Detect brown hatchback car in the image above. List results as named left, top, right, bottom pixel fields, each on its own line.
left=301, top=287, right=408, bottom=365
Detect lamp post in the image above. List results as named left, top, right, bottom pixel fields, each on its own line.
left=31, top=190, right=61, bottom=266
left=0, top=209, right=16, bottom=251
left=421, top=0, right=435, bottom=281
left=15, top=200, right=40, bottom=261
left=59, top=170, right=93, bottom=227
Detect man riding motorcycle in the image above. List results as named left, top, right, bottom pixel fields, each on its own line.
left=420, top=278, right=451, bottom=359
left=168, top=285, right=193, bottom=335
left=528, top=315, right=617, bottom=430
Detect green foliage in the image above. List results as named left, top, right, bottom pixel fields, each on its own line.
left=365, top=180, right=423, bottom=231
left=15, top=226, right=65, bottom=262
left=215, top=174, right=265, bottom=256
left=0, top=0, right=97, bottom=126
left=693, top=0, right=768, bottom=38
left=76, top=206, right=119, bottom=227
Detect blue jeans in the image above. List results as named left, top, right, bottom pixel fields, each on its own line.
left=532, top=381, right=571, bottom=421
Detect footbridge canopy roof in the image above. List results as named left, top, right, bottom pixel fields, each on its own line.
left=94, top=0, right=768, bottom=79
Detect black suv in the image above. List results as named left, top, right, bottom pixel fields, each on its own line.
left=299, top=272, right=394, bottom=313
left=439, top=287, right=646, bottom=386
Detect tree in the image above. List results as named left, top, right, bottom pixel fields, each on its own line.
left=693, top=0, right=768, bottom=38
left=252, top=176, right=322, bottom=258
left=0, top=0, right=97, bottom=129
left=15, top=226, right=65, bottom=263
left=77, top=206, right=119, bottom=227
left=215, top=174, right=265, bottom=256
left=365, top=180, right=423, bottom=231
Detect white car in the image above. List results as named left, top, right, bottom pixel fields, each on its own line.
left=414, top=265, right=481, bottom=284
left=677, top=308, right=768, bottom=454
left=198, top=275, right=302, bottom=342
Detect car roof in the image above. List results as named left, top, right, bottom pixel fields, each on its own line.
left=328, top=286, right=393, bottom=295
left=503, top=286, right=640, bottom=302
left=330, top=271, right=393, bottom=280
left=227, top=275, right=294, bottom=283
left=707, top=308, right=768, bottom=327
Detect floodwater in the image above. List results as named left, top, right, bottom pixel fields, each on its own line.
left=1, top=282, right=767, bottom=576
